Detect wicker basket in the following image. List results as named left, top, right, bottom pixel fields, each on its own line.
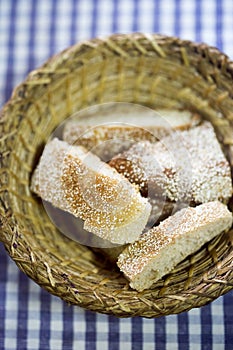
left=1, top=33, right=233, bottom=318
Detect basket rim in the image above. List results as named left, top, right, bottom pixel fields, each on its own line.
left=2, top=32, right=233, bottom=118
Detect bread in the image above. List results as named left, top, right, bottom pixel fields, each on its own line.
left=63, top=109, right=200, bottom=160
left=109, top=122, right=233, bottom=204
left=31, top=138, right=151, bottom=244
left=117, top=201, right=233, bottom=291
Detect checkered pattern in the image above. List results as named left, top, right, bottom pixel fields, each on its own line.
left=1, top=0, right=233, bottom=349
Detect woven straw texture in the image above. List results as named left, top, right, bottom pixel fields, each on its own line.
left=0, top=33, right=233, bottom=318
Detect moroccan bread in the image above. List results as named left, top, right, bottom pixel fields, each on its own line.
left=63, top=109, right=200, bottom=160
left=117, top=201, right=233, bottom=291
left=109, top=122, right=233, bottom=204
left=31, top=138, right=151, bottom=244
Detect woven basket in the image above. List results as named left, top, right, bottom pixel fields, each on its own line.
left=1, top=33, right=233, bottom=318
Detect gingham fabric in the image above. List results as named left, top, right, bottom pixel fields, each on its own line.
left=1, top=1, right=233, bottom=349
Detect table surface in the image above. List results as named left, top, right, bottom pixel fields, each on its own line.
left=1, top=1, right=233, bottom=349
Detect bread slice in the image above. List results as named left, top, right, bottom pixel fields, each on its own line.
left=109, top=122, right=233, bottom=204
left=117, top=201, right=233, bottom=291
left=31, top=138, right=151, bottom=244
left=63, top=109, right=200, bottom=160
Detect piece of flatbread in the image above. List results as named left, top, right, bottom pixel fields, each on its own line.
left=117, top=201, right=233, bottom=291
left=63, top=109, right=200, bottom=160
left=31, top=138, right=151, bottom=244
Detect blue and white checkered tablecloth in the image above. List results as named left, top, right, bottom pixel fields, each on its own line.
left=1, top=0, right=233, bottom=349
